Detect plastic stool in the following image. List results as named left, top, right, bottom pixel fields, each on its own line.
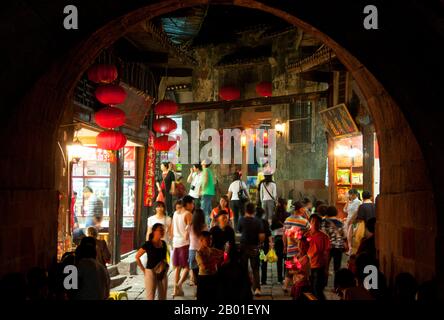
left=109, top=291, right=128, bottom=300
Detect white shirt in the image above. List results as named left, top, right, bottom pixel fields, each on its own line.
left=147, top=215, right=172, bottom=242
left=260, top=182, right=277, bottom=201
left=172, top=210, right=190, bottom=248
left=344, top=198, right=362, bottom=221
left=189, top=171, right=203, bottom=199
left=228, top=180, right=248, bottom=201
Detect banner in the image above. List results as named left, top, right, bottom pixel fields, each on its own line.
left=144, top=131, right=156, bottom=207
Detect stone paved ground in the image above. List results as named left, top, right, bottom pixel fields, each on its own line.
left=124, top=261, right=340, bottom=301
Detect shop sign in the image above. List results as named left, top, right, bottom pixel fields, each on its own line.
left=144, top=132, right=156, bottom=207
left=319, top=104, right=360, bottom=138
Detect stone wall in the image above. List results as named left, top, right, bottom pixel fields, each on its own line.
left=189, top=29, right=329, bottom=202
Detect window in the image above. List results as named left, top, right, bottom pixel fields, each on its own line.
left=289, top=100, right=313, bottom=144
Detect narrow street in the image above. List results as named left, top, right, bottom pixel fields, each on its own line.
left=116, top=257, right=339, bottom=300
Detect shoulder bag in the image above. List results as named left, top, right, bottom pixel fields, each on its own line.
left=237, top=180, right=249, bottom=203
left=152, top=242, right=169, bottom=280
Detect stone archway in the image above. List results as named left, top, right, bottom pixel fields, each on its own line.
left=0, top=0, right=438, bottom=293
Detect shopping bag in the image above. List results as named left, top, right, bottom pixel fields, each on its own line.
left=166, top=244, right=171, bottom=265
left=259, top=249, right=266, bottom=261
left=266, top=248, right=278, bottom=263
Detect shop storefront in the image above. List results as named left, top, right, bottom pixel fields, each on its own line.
left=332, top=133, right=380, bottom=217
left=66, top=126, right=145, bottom=263
left=321, top=104, right=380, bottom=217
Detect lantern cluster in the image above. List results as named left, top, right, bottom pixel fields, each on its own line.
left=219, top=81, right=272, bottom=102
left=88, top=64, right=127, bottom=151
left=153, top=99, right=178, bottom=151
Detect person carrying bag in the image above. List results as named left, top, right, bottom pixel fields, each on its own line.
left=135, top=223, right=169, bottom=300
left=238, top=180, right=249, bottom=203
left=260, top=174, right=277, bottom=223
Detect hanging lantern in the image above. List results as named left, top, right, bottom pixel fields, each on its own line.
left=154, top=135, right=177, bottom=151
left=94, top=107, right=126, bottom=129
left=153, top=117, right=177, bottom=134
left=154, top=100, right=178, bottom=116
left=87, top=64, right=118, bottom=84
left=256, top=81, right=272, bottom=97
left=219, top=86, right=240, bottom=101
left=95, top=84, right=127, bottom=105
left=96, top=130, right=127, bottom=150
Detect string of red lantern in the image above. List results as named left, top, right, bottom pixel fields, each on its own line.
left=96, top=130, right=127, bottom=151
left=154, top=99, right=178, bottom=115
left=152, top=117, right=177, bottom=134
left=95, top=84, right=127, bottom=105
left=153, top=135, right=177, bottom=151
left=95, top=106, right=126, bottom=129
left=153, top=99, right=179, bottom=152
left=88, top=63, right=128, bottom=151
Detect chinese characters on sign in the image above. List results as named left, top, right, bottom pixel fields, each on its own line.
left=144, top=132, right=156, bottom=207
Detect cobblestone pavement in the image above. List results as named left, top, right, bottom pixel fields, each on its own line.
left=124, top=262, right=339, bottom=301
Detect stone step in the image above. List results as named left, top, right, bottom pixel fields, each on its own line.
left=117, top=251, right=138, bottom=275
left=107, top=265, right=119, bottom=278
left=111, top=284, right=132, bottom=292
left=110, top=274, right=127, bottom=289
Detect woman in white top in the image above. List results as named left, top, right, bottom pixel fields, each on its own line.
left=187, top=164, right=203, bottom=208
left=146, top=201, right=172, bottom=242
left=188, top=208, right=207, bottom=287
left=343, top=189, right=362, bottom=255
left=227, top=171, right=249, bottom=231
left=259, top=174, right=277, bottom=223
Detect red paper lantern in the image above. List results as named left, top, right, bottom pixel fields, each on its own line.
left=154, top=100, right=178, bottom=116
left=95, top=84, right=127, bottom=105
left=96, top=130, right=127, bottom=150
left=256, top=81, right=272, bottom=97
left=94, top=107, right=126, bottom=129
left=87, top=64, right=118, bottom=84
left=154, top=135, right=177, bottom=151
left=219, top=86, right=240, bottom=101
left=153, top=117, right=177, bottom=134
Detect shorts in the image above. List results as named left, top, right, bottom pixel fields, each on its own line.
left=189, top=249, right=198, bottom=269
left=173, top=245, right=189, bottom=268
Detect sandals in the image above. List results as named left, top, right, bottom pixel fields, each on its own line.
left=173, top=284, right=184, bottom=297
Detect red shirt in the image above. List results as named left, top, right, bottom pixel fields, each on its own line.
left=307, top=230, right=331, bottom=269
left=211, top=207, right=234, bottom=220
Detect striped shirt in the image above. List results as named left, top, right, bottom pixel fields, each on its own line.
left=284, top=215, right=310, bottom=257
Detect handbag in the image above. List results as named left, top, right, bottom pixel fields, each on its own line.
left=237, top=181, right=249, bottom=202
left=153, top=260, right=169, bottom=280
left=156, top=190, right=165, bottom=203
left=152, top=242, right=169, bottom=280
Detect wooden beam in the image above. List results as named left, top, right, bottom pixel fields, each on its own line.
left=115, top=38, right=169, bottom=64
left=144, top=20, right=196, bottom=66
left=178, top=90, right=328, bottom=114
left=287, top=46, right=336, bottom=73
left=151, top=67, right=193, bottom=77
left=300, top=71, right=333, bottom=83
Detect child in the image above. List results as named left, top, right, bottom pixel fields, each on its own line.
left=289, top=238, right=311, bottom=300
left=195, top=231, right=225, bottom=302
